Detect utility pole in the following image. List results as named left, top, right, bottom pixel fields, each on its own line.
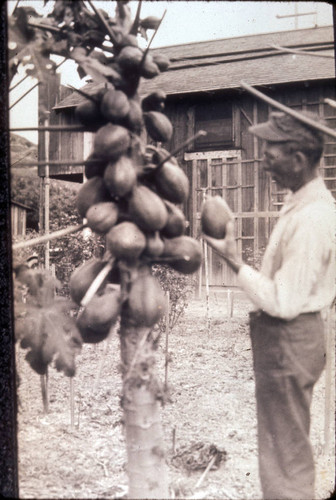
left=276, top=3, right=318, bottom=29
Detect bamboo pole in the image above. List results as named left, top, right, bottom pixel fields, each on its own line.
left=80, top=260, right=114, bottom=307
left=12, top=224, right=85, bottom=250
left=324, top=98, right=336, bottom=109
left=270, top=43, right=334, bottom=59
left=9, top=82, right=40, bottom=110
left=10, top=158, right=103, bottom=168
left=240, top=81, right=336, bottom=140
left=10, top=125, right=86, bottom=132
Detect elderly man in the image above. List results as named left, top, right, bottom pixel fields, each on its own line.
left=203, top=111, right=335, bottom=500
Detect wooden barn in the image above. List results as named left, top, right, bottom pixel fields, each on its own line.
left=50, top=25, right=336, bottom=288
left=11, top=200, right=30, bottom=237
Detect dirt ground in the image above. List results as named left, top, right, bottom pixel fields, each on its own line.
left=16, top=291, right=335, bottom=499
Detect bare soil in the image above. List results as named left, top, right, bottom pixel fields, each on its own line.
left=16, top=292, right=335, bottom=499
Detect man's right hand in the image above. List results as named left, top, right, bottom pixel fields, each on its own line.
left=202, top=221, right=243, bottom=274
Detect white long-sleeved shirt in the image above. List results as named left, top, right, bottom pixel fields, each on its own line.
left=238, top=176, right=336, bottom=320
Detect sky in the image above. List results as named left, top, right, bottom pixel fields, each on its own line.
left=8, top=1, right=334, bottom=144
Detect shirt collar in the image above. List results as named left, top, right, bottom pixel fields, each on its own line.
left=280, top=176, right=331, bottom=215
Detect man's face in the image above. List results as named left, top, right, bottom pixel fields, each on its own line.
left=262, top=142, right=301, bottom=191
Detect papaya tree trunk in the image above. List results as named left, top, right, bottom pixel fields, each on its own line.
left=119, top=319, right=169, bottom=499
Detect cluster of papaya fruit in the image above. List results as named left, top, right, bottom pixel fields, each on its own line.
left=69, top=34, right=202, bottom=344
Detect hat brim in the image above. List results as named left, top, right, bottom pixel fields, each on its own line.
left=248, top=121, right=291, bottom=142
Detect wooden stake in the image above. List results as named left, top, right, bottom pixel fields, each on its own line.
left=195, top=454, right=217, bottom=489
left=323, top=306, right=335, bottom=455
left=172, top=426, right=176, bottom=454
left=203, top=238, right=211, bottom=335
left=40, top=370, right=49, bottom=414
left=70, top=377, right=75, bottom=428
left=202, top=190, right=211, bottom=335
left=164, top=291, right=170, bottom=389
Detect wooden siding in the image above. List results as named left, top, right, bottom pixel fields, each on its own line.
left=11, top=204, right=27, bottom=236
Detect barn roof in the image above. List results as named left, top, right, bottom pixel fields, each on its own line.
left=54, top=25, right=335, bottom=109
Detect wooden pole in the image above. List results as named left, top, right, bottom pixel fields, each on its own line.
left=203, top=238, right=211, bottom=335
left=202, top=190, right=211, bottom=335
left=323, top=306, right=335, bottom=455
left=240, top=81, right=336, bottom=140
left=44, top=118, right=50, bottom=270
left=164, top=291, right=170, bottom=389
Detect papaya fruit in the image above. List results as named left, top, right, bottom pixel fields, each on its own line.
left=144, top=231, right=165, bottom=257
left=77, top=287, right=121, bottom=343
left=141, top=91, right=166, bottom=112
left=117, top=33, right=138, bottom=49
left=154, top=161, right=189, bottom=204
left=140, top=56, right=160, bottom=79
left=84, top=153, right=108, bottom=179
left=75, top=100, right=106, bottom=131
left=161, top=236, right=202, bottom=274
left=76, top=176, right=111, bottom=218
left=128, top=185, right=168, bottom=232
left=152, top=54, right=170, bottom=72
left=106, top=221, right=146, bottom=261
left=140, top=16, right=161, bottom=30
left=70, top=258, right=109, bottom=305
left=103, top=156, right=137, bottom=198
left=123, top=98, right=143, bottom=133
left=126, top=272, right=166, bottom=327
left=100, top=89, right=130, bottom=122
left=201, top=196, right=233, bottom=239
left=161, top=201, right=186, bottom=238
left=85, top=201, right=119, bottom=234
left=93, top=123, right=130, bottom=161
left=117, top=46, right=143, bottom=71
left=144, top=111, right=172, bottom=143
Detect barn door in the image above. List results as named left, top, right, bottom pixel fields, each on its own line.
left=184, top=150, right=242, bottom=287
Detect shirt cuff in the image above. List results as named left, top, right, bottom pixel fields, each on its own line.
left=237, top=264, right=264, bottom=307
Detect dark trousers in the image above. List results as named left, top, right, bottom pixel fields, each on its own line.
left=249, top=311, right=326, bottom=500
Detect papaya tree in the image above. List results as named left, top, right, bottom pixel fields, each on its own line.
left=10, top=2, right=204, bottom=497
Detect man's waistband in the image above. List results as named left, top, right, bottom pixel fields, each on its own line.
left=249, top=310, right=321, bottom=323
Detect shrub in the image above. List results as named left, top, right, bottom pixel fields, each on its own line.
left=152, top=264, right=196, bottom=333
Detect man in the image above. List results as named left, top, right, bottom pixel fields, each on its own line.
left=203, top=111, right=335, bottom=500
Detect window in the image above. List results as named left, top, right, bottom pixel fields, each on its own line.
left=194, top=100, right=233, bottom=151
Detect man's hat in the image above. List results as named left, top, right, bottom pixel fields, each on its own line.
left=248, top=111, right=320, bottom=143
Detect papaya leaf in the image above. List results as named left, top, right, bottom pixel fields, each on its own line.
left=14, top=270, right=82, bottom=378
